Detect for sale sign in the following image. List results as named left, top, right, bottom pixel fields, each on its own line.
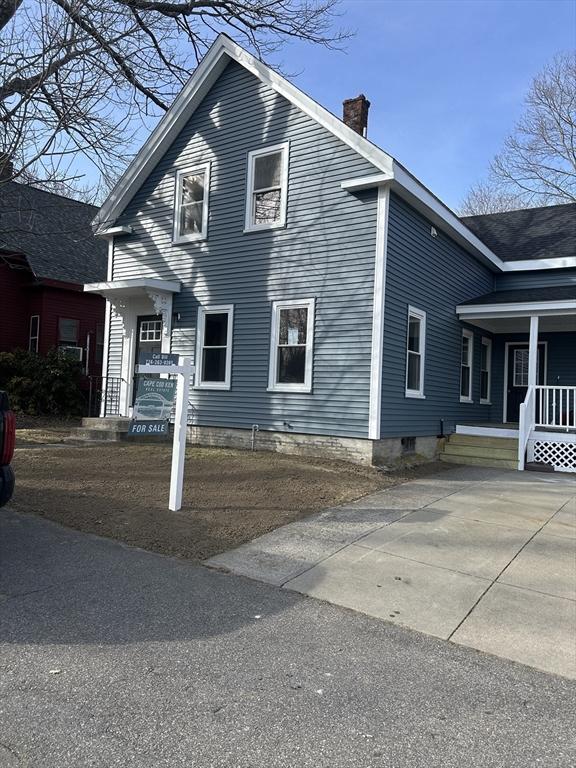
left=128, top=420, right=169, bottom=436
left=132, top=377, right=176, bottom=421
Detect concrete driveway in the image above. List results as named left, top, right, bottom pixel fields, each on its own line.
left=2, top=507, right=576, bottom=767
left=208, top=466, right=576, bottom=679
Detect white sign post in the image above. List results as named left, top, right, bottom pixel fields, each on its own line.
left=137, top=355, right=193, bottom=512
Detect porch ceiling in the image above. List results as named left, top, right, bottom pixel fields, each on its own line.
left=83, top=277, right=181, bottom=298
left=459, top=315, right=576, bottom=334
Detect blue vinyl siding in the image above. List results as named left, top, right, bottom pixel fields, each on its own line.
left=380, top=193, right=496, bottom=437
left=496, top=268, right=576, bottom=290
left=110, top=60, right=380, bottom=438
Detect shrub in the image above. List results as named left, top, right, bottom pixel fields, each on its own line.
left=0, top=349, right=85, bottom=416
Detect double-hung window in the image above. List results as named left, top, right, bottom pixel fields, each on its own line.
left=405, top=307, right=426, bottom=398
left=245, top=143, right=289, bottom=231
left=460, top=329, right=473, bottom=402
left=480, top=337, right=492, bottom=404
left=173, top=163, right=210, bottom=242
left=59, top=317, right=78, bottom=346
left=29, top=315, right=40, bottom=353
left=58, top=318, right=82, bottom=362
left=195, top=306, right=233, bottom=389
left=268, top=299, right=315, bottom=392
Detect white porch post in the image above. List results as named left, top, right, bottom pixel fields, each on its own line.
left=528, top=315, right=539, bottom=388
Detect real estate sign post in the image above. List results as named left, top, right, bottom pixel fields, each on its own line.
left=133, top=353, right=193, bottom=512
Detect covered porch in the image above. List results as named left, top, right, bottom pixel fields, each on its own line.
left=84, top=278, right=181, bottom=417
left=455, top=287, right=576, bottom=472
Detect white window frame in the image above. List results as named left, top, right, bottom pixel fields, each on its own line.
left=460, top=329, right=474, bottom=403
left=28, top=314, right=40, bottom=353
left=244, top=142, right=289, bottom=232
left=268, top=298, right=315, bottom=393
left=480, top=337, right=492, bottom=404
left=173, top=162, right=211, bottom=244
left=405, top=306, right=426, bottom=399
left=195, top=305, right=234, bottom=390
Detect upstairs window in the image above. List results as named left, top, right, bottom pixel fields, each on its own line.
left=173, top=164, right=210, bottom=243
left=245, top=144, right=289, bottom=231
left=268, top=298, right=315, bottom=392
left=460, top=329, right=473, bottom=402
left=196, top=306, right=233, bottom=389
left=405, top=307, right=426, bottom=398
left=29, top=315, right=40, bottom=353
left=480, top=337, right=492, bottom=403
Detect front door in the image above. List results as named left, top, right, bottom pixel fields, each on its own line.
left=506, top=343, right=546, bottom=423
left=133, top=315, right=163, bottom=404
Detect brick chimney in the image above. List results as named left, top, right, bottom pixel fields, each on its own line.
left=342, top=94, right=370, bottom=137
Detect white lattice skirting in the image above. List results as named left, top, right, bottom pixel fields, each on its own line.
left=528, top=438, right=576, bottom=473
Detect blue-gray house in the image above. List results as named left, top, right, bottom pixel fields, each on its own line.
left=84, top=35, right=576, bottom=473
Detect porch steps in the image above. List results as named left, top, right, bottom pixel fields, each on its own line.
left=440, top=433, right=519, bottom=470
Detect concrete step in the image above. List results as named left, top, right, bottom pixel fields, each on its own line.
left=439, top=431, right=520, bottom=470
left=71, top=428, right=130, bottom=442
left=443, top=443, right=519, bottom=461
left=440, top=454, right=518, bottom=470
left=81, top=417, right=130, bottom=431
left=449, top=433, right=518, bottom=450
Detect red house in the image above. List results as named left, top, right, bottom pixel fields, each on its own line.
left=0, top=181, right=107, bottom=377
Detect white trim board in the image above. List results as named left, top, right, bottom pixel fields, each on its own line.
left=531, top=431, right=576, bottom=443
left=457, top=299, right=576, bottom=319
left=455, top=424, right=519, bottom=438
left=368, top=186, right=389, bottom=439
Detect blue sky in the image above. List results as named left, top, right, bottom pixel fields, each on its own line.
left=264, top=0, right=575, bottom=210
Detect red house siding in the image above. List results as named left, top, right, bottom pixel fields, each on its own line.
left=0, top=260, right=34, bottom=352
left=0, top=259, right=106, bottom=376
left=37, top=285, right=105, bottom=376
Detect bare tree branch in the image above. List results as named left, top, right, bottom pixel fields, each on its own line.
left=0, top=0, right=347, bottom=199
left=460, top=51, right=576, bottom=215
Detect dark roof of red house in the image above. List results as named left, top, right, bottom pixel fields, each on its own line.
left=0, top=181, right=107, bottom=284
left=461, top=203, right=576, bottom=262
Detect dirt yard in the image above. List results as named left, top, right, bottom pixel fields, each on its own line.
left=10, top=442, right=449, bottom=561
left=14, top=415, right=82, bottom=446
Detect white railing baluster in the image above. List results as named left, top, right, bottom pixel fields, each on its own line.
left=533, top=386, right=576, bottom=432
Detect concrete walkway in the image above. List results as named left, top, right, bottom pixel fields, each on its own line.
left=207, top=466, right=576, bottom=679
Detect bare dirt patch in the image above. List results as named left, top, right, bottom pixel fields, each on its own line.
left=15, top=415, right=81, bottom=446
left=10, top=443, right=449, bottom=561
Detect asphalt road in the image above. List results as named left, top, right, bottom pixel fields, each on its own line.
left=1, top=508, right=575, bottom=768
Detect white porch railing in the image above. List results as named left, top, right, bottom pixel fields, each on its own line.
left=535, top=386, right=576, bottom=431
left=518, top=385, right=536, bottom=471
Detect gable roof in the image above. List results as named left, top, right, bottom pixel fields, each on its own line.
left=461, top=203, right=576, bottom=263
left=0, top=181, right=107, bottom=284
left=94, top=34, right=513, bottom=272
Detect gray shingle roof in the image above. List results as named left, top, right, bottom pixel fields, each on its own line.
left=460, top=286, right=576, bottom=306
left=0, top=181, right=107, bottom=284
left=461, top=203, right=576, bottom=262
